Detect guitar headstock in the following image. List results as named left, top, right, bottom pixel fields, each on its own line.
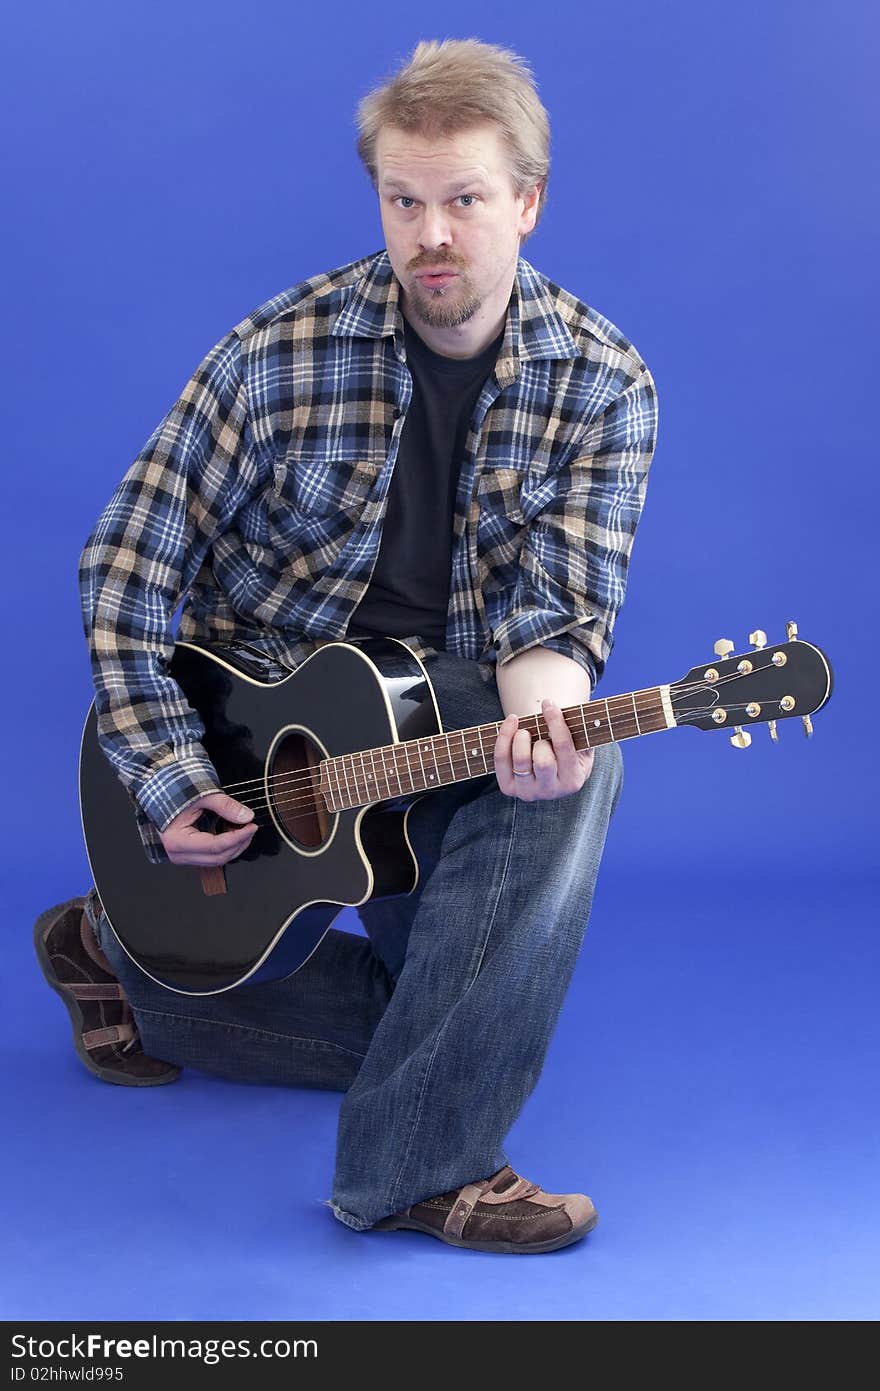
left=670, top=622, right=833, bottom=746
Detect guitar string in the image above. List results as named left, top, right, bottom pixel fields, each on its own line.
left=220, top=702, right=778, bottom=831
left=210, top=696, right=789, bottom=826
left=209, top=683, right=662, bottom=795
left=209, top=692, right=672, bottom=811
left=199, top=664, right=782, bottom=818
left=195, top=690, right=666, bottom=804
left=202, top=664, right=762, bottom=806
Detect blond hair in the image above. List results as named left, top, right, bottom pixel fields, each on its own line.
left=355, top=39, right=551, bottom=238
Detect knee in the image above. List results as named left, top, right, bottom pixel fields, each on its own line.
left=538, top=741, right=623, bottom=873
left=513, top=743, right=622, bottom=894
left=602, top=740, right=625, bottom=813
left=581, top=741, right=624, bottom=820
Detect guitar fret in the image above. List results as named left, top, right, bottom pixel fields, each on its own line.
left=604, top=698, right=616, bottom=741
left=422, top=740, right=439, bottom=786
left=387, top=746, right=401, bottom=797
left=378, top=751, right=392, bottom=795
left=458, top=730, right=469, bottom=775
left=379, top=746, right=391, bottom=795
left=641, top=689, right=664, bottom=734
left=323, top=759, right=333, bottom=811
left=630, top=693, right=642, bottom=736
left=579, top=707, right=591, bottom=748
left=478, top=729, right=490, bottom=772
left=636, top=689, right=664, bottom=737
left=347, top=754, right=358, bottom=806
left=352, top=753, right=362, bottom=806
left=615, top=695, right=633, bottom=738
left=413, top=739, right=426, bottom=787
left=332, top=756, right=344, bottom=810
left=355, top=750, right=367, bottom=803
left=362, top=748, right=373, bottom=797
left=338, top=754, right=351, bottom=809
left=378, top=745, right=392, bottom=801
left=400, top=741, right=415, bottom=792
left=364, top=751, right=378, bottom=795
left=392, top=751, right=405, bottom=795
left=443, top=732, right=455, bottom=783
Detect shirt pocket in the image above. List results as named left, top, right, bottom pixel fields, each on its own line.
left=474, top=466, right=529, bottom=596
left=272, top=454, right=384, bottom=521
left=476, top=461, right=557, bottom=531
left=475, top=462, right=561, bottom=592
left=476, top=465, right=526, bottom=530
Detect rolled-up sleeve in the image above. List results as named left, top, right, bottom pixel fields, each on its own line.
left=79, top=329, right=269, bottom=862
left=490, top=366, right=658, bottom=687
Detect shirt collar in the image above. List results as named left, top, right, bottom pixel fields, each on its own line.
left=331, top=250, right=581, bottom=382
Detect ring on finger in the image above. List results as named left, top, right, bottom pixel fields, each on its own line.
left=513, top=768, right=532, bottom=778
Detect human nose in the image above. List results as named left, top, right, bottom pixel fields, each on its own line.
left=416, top=203, right=453, bottom=251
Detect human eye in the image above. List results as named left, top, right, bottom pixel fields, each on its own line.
left=456, top=194, right=478, bottom=207
left=393, top=196, right=417, bottom=210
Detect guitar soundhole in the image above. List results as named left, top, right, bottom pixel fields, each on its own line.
left=269, top=731, right=332, bottom=849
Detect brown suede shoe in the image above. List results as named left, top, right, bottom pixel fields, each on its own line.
left=34, top=897, right=181, bottom=1087
left=374, top=1165, right=598, bottom=1253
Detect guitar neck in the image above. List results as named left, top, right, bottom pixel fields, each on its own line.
left=319, top=684, right=675, bottom=812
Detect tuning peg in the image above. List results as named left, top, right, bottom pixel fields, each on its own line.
left=714, top=639, right=735, bottom=661
left=730, top=727, right=752, bottom=749
left=802, top=715, right=813, bottom=738
left=786, top=620, right=799, bottom=641
left=768, top=720, right=779, bottom=742
left=749, top=630, right=768, bottom=649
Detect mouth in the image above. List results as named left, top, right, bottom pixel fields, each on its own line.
left=415, top=271, right=458, bottom=289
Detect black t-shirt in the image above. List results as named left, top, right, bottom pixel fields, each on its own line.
left=347, top=315, right=504, bottom=649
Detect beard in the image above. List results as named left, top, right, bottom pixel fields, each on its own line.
left=407, top=273, right=482, bottom=329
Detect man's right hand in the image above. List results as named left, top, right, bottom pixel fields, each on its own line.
left=159, top=791, right=257, bottom=866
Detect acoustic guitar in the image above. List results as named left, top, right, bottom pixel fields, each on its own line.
left=79, top=623, right=832, bottom=996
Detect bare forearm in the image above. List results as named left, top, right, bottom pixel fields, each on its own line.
left=495, top=646, right=592, bottom=719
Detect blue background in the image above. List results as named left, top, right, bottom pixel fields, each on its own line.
left=3, top=0, right=877, bottom=1321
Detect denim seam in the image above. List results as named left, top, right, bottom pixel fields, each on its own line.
left=385, top=794, right=518, bottom=1215
left=131, top=1007, right=368, bottom=1059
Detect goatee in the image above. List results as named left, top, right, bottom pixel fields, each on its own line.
left=409, top=280, right=482, bottom=329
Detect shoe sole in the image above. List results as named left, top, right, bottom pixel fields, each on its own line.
left=373, top=1208, right=598, bottom=1253
left=33, top=899, right=181, bottom=1088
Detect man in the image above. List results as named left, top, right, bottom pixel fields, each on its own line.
left=35, top=39, right=658, bottom=1253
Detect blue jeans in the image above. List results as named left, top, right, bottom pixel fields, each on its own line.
left=87, top=649, right=623, bottom=1229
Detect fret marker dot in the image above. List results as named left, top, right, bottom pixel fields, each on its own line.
left=594, top=720, right=600, bottom=727
left=470, top=748, right=477, bottom=756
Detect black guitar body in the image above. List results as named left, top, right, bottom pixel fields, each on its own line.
left=79, top=638, right=442, bottom=995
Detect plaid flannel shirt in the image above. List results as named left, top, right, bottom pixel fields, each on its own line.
left=80, top=249, right=658, bottom=862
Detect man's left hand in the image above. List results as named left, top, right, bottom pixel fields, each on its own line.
left=494, top=699, right=595, bottom=801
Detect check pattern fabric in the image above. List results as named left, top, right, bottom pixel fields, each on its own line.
left=80, top=249, right=658, bottom=861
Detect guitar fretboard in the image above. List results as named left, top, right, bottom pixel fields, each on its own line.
left=319, top=685, right=673, bottom=812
